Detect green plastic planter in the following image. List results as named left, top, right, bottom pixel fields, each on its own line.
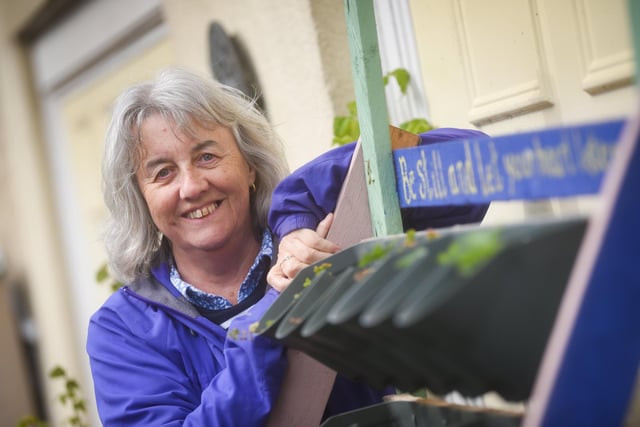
left=257, top=216, right=587, bottom=401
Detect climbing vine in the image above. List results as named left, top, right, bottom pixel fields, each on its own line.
left=332, top=68, right=434, bottom=146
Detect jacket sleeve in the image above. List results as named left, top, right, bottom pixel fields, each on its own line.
left=268, top=141, right=356, bottom=238
left=268, top=128, right=490, bottom=238
left=87, top=288, right=286, bottom=427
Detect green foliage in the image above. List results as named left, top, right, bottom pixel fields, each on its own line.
left=383, top=68, right=411, bottom=94
left=302, top=277, right=312, bottom=288
left=16, top=416, right=48, bottom=427
left=399, top=118, right=433, bottom=135
left=437, top=230, right=503, bottom=277
left=17, top=264, right=115, bottom=427
left=332, top=68, right=434, bottom=146
left=18, top=264, right=117, bottom=426
left=17, top=366, right=89, bottom=427
left=50, top=366, right=89, bottom=427
left=358, top=243, right=393, bottom=269
left=333, top=101, right=360, bottom=145
left=96, top=263, right=123, bottom=292
left=312, top=262, right=332, bottom=275
left=404, top=229, right=417, bottom=247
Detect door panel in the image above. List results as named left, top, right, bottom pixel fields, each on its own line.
left=575, top=0, right=635, bottom=95
left=454, top=0, right=554, bottom=126
left=410, top=0, right=635, bottom=223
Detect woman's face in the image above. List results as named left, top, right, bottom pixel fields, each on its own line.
left=136, top=114, right=256, bottom=260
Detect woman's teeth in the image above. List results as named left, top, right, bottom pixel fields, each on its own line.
left=187, top=203, right=218, bottom=219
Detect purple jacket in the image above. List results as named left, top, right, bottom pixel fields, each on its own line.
left=87, top=128, right=489, bottom=426
left=88, top=260, right=385, bottom=426
left=269, top=128, right=490, bottom=237
left=87, top=262, right=287, bottom=426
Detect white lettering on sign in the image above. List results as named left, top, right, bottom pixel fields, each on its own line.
left=394, top=123, right=620, bottom=206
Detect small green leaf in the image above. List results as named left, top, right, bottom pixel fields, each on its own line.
left=66, top=379, right=80, bottom=392
left=332, top=135, right=354, bottom=146
left=385, top=68, right=411, bottom=94
left=49, top=366, right=66, bottom=378
left=404, top=229, right=417, bottom=247
left=437, top=230, right=503, bottom=276
left=358, top=244, right=392, bottom=268
left=333, top=116, right=349, bottom=137
left=346, top=100, right=358, bottom=117
left=332, top=116, right=360, bottom=146
left=96, top=263, right=109, bottom=282
left=17, top=415, right=48, bottom=427
left=312, top=263, right=332, bottom=275
left=400, top=118, right=433, bottom=135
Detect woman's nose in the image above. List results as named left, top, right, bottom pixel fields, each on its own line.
left=179, top=169, right=208, bottom=199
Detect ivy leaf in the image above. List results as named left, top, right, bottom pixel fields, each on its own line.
left=66, top=379, right=80, bottom=393
left=17, top=415, right=48, bottom=427
left=96, top=263, right=109, bottom=283
left=385, top=68, right=411, bottom=94
left=400, top=118, right=434, bottom=134
left=333, top=116, right=350, bottom=137
left=49, top=366, right=66, bottom=378
left=437, top=230, right=503, bottom=277
left=332, top=116, right=360, bottom=146
left=346, top=100, right=358, bottom=117
left=358, top=244, right=393, bottom=268
left=332, top=69, right=436, bottom=147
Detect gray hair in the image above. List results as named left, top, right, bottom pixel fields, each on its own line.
left=102, top=67, right=289, bottom=283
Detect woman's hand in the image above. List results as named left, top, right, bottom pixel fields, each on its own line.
left=267, top=213, right=339, bottom=292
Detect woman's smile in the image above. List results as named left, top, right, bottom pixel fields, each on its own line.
left=136, top=114, right=256, bottom=259
left=184, top=201, right=220, bottom=219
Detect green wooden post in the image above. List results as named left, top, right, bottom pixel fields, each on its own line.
left=343, top=0, right=403, bottom=237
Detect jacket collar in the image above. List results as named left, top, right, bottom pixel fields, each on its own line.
left=128, top=269, right=200, bottom=319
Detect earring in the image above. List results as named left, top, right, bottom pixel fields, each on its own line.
left=250, top=183, right=256, bottom=193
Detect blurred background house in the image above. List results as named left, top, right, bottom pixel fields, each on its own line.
left=0, top=0, right=635, bottom=425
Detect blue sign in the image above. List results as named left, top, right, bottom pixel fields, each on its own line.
left=394, top=119, right=625, bottom=207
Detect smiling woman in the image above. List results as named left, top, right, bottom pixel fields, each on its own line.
left=135, top=115, right=258, bottom=297
left=86, top=67, right=393, bottom=426
left=87, top=68, right=295, bottom=425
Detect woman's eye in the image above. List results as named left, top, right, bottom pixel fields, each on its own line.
left=201, top=153, right=215, bottom=162
left=155, top=168, right=171, bottom=180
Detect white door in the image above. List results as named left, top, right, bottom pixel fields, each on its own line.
left=411, top=0, right=635, bottom=223
left=29, top=1, right=174, bottom=423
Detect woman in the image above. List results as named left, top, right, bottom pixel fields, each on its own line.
left=87, top=67, right=380, bottom=426
left=88, top=67, right=292, bottom=426
left=87, top=67, right=488, bottom=425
